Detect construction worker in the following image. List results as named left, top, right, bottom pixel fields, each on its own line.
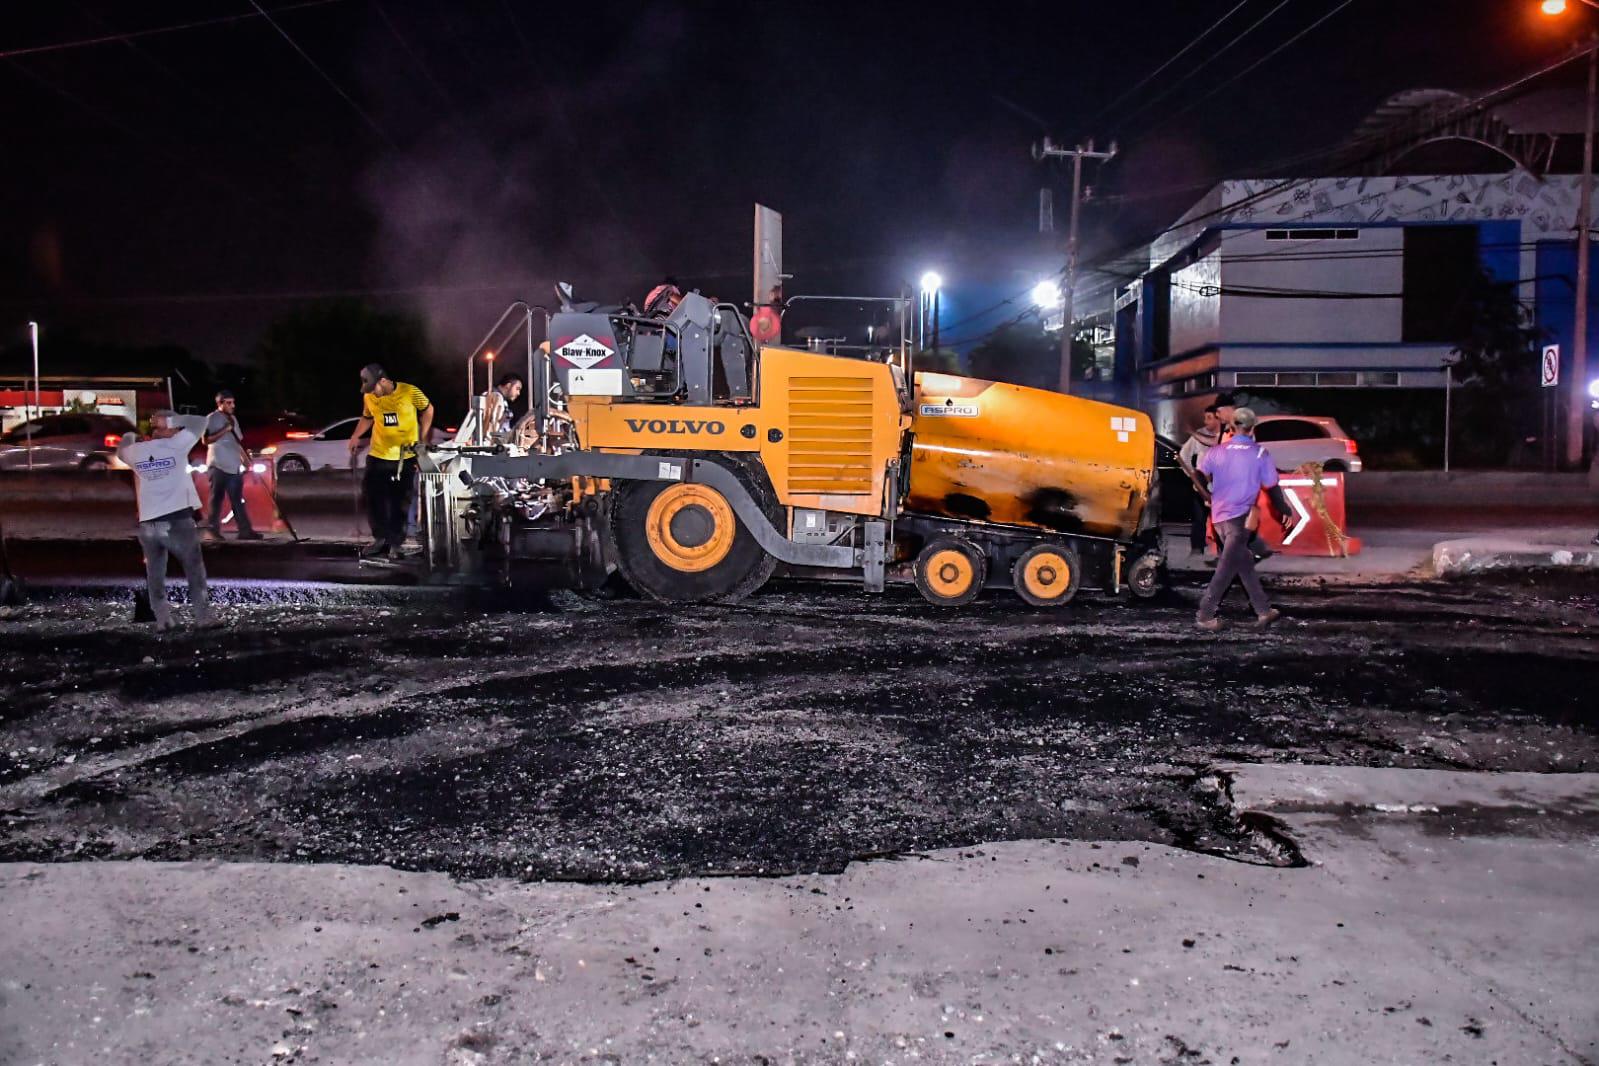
left=1213, top=392, right=1274, bottom=561
left=117, top=411, right=220, bottom=630
left=1195, top=407, right=1295, bottom=632
left=1179, top=404, right=1222, bottom=557
left=202, top=390, right=263, bottom=541
left=481, top=373, right=524, bottom=443
left=349, top=364, right=432, bottom=559
left=643, top=278, right=684, bottom=317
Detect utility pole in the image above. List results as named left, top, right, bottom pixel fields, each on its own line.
left=1035, top=137, right=1117, bottom=394
left=1570, top=40, right=1597, bottom=468
left=27, top=321, right=40, bottom=474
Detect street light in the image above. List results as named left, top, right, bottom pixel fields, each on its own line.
left=1032, top=280, right=1062, bottom=310
left=1545, top=0, right=1569, bottom=14
left=919, top=272, right=943, bottom=351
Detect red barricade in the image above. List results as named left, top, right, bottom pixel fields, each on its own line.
left=1254, top=470, right=1361, bottom=557
left=191, top=463, right=288, bottom=535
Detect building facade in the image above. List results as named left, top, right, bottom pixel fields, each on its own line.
left=1119, top=170, right=1590, bottom=444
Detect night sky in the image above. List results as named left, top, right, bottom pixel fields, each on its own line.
left=2, top=0, right=1588, bottom=365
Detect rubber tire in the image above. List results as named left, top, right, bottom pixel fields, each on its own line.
left=608, top=452, right=779, bottom=604
left=277, top=455, right=311, bottom=475
left=80, top=455, right=110, bottom=472
left=1323, top=460, right=1346, bottom=473
left=914, top=537, right=987, bottom=607
left=1126, top=552, right=1162, bottom=599
left=1012, top=542, right=1081, bottom=608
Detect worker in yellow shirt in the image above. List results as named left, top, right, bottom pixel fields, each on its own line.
left=349, top=363, right=433, bottom=559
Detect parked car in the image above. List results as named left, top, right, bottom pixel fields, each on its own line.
left=261, top=416, right=450, bottom=473
left=1154, top=433, right=1196, bottom=523
left=237, top=411, right=316, bottom=453
left=1252, top=415, right=1363, bottom=473
left=0, top=413, right=136, bottom=472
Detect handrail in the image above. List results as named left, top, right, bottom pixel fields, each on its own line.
left=463, top=301, right=550, bottom=444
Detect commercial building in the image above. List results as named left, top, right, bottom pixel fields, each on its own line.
left=1114, top=89, right=1595, bottom=464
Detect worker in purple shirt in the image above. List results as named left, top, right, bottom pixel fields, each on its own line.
left=1194, top=408, right=1296, bottom=631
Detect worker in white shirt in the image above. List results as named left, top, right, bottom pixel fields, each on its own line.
left=117, top=410, right=220, bottom=630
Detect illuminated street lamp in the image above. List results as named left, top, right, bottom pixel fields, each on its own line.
left=1032, top=280, right=1062, bottom=310
left=919, top=272, right=943, bottom=351
left=1545, top=0, right=1569, bottom=14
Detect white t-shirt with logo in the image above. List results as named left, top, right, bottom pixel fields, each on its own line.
left=119, top=417, right=205, bottom=522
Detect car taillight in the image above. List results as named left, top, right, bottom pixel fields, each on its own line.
left=285, top=430, right=314, bottom=440
left=103, top=434, right=121, bottom=448
left=1344, top=439, right=1359, bottom=454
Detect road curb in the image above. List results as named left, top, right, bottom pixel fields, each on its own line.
left=1432, top=537, right=1599, bottom=576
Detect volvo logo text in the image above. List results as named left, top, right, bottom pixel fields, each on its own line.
left=624, top=418, right=726, bottom=435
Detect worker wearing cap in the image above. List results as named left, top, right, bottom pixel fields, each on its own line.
left=1194, top=407, right=1295, bottom=631
left=349, top=364, right=432, bottom=559
left=117, top=411, right=220, bottom=630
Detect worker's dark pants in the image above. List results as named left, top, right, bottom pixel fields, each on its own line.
left=136, top=512, right=210, bottom=625
left=364, top=456, right=417, bottom=547
left=1198, top=516, right=1270, bottom=621
left=1189, top=487, right=1211, bottom=552
left=206, top=469, right=255, bottom=535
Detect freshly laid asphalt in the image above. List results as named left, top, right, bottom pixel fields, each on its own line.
left=2, top=571, right=1594, bottom=882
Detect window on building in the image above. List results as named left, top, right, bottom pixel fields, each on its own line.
left=1403, top=225, right=1479, bottom=342
left=1277, top=372, right=1318, bottom=386
left=1264, top=229, right=1359, bottom=241
left=1254, top=419, right=1328, bottom=442
left=1316, top=371, right=1359, bottom=386
left=1235, top=372, right=1277, bottom=386
left=1362, top=371, right=1402, bottom=386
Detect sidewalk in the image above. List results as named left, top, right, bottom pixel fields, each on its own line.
left=1165, top=523, right=1599, bottom=581
left=3, top=763, right=1594, bottom=1065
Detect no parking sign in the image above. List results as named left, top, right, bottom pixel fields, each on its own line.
left=1541, top=344, right=1560, bottom=388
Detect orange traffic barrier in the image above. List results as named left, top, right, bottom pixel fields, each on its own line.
left=192, top=464, right=288, bottom=535
left=1253, top=468, right=1361, bottom=557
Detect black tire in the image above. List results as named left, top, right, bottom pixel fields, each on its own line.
left=1323, top=460, right=1346, bottom=473
left=914, top=537, right=987, bottom=607
left=1012, top=542, right=1081, bottom=608
left=608, top=452, right=780, bottom=604
left=80, top=455, right=110, bottom=472
left=1126, top=551, right=1162, bottom=599
left=277, top=455, right=311, bottom=475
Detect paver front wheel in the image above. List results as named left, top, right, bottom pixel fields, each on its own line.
left=914, top=537, right=987, bottom=607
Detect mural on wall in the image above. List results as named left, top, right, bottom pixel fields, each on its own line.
left=1154, top=172, right=1582, bottom=265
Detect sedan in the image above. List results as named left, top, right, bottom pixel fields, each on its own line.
left=1253, top=415, right=1363, bottom=473
left=261, top=417, right=450, bottom=474
left=0, top=413, right=136, bottom=472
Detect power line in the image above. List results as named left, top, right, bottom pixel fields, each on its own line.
left=1080, top=1, right=1250, bottom=134
left=247, top=0, right=395, bottom=149
left=1081, top=40, right=1599, bottom=293
left=1114, top=0, right=1296, bottom=134
left=1141, top=0, right=1358, bottom=137
left=0, top=1, right=347, bottom=61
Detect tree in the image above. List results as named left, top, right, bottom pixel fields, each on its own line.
left=1448, top=267, right=1549, bottom=465
left=915, top=347, right=963, bottom=375
left=966, top=320, right=1094, bottom=389
left=251, top=300, right=447, bottom=424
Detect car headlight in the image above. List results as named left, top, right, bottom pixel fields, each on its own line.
left=260, top=445, right=277, bottom=455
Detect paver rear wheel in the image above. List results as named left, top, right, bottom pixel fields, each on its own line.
left=1012, top=543, right=1080, bottom=607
